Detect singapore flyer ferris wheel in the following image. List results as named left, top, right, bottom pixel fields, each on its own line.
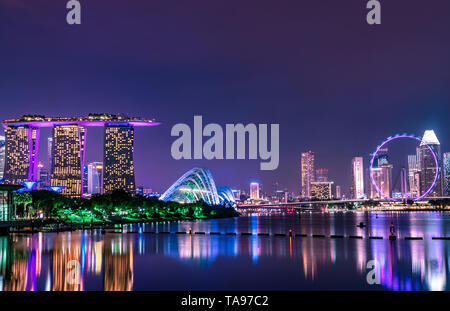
left=369, top=133, right=441, bottom=202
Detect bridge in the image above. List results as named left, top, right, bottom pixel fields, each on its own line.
left=237, top=197, right=450, bottom=210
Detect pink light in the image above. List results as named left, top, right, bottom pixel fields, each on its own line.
left=370, top=134, right=439, bottom=201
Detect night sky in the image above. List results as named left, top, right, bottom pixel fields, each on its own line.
left=1, top=0, right=449, bottom=195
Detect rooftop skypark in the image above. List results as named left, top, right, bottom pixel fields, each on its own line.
left=2, top=113, right=160, bottom=128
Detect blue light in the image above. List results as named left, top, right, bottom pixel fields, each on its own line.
left=47, top=186, right=66, bottom=193
left=21, top=181, right=39, bottom=191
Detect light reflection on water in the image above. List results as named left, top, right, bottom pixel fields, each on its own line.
left=0, top=211, right=449, bottom=291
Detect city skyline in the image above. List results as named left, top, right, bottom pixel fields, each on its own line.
left=1, top=115, right=449, bottom=200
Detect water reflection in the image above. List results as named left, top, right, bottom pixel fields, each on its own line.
left=0, top=212, right=449, bottom=291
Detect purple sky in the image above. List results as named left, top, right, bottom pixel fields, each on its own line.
left=1, top=0, right=449, bottom=195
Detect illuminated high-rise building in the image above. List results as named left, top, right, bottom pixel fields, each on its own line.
left=3, top=126, right=40, bottom=184
left=369, top=164, right=393, bottom=199
left=301, top=151, right=315, bottom=198
left=36, top=161, right=50, bottom=189
left=250, top=182, right=260, bottom=200
left=0, top=135, right=5, bottom=179
left=335, top=185, right=342, bottom=199
left=51, top=125, right=86, bottom=198
left=444, top=152, right=450, bottom=196
left=88, top=162, right=104, bottom=195
left=408, top=153, right=420, bottom=197
left=2, top=114, right=159, bottom=196
left=310, top=181, right=333, bottom=200
left=315, top=168, right=328, bottom=182
left=351, top=157, right=365, bottom=199
left=83, top=165, right=88, bottom=195
left=47, top=137, right=53, bottom=173
left=419, top=130, right=442, bottom=197
left=103, top=125, right=136, bottom=194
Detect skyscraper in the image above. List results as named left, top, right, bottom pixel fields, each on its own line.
left=3, top=126, right=40, bottom=184
left=2, top=114, right=158, bottom=196
left=419, top=130, right=442, bottom=197
left=351, top=157, right=365, bottom=199
left=315, top=168, right=328, bottom=182
left=0, top=135, right=5, bottom=179
left=444, top=152, right=450, bottom=196
left=369, top=164, right=393, bottom=199
left=51, top=125, right=86, bottom=198
left=335, top=185, right=342, bottom=199
left=250, top=182, right=260, bottom=200
left=103, top=125, right=136, bottom=194
left=301, top=151, right=315, bottom=198
left=83, top=165, right=88, bottom=195
left=408, top=153, right=420, bottom=197
left=368, top=147, right=394, bottom=199
left=310, top=182, right=333, bottom=200
left=87, top=162, right=104, bottom=195
left=47, top=137, right=53, bottom=173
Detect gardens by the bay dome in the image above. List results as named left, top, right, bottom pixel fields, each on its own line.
left=160, top=167, right=236, bottom=208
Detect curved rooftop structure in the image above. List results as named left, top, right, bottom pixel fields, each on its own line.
left=160, top=167, right=236, bottom=207
left=2, top=113, right=159, bottom=128
left=1, top=114, right=159, bottom=198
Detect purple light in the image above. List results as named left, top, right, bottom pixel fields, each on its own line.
left=2, top=120, right=160, bottom=128
left=370, top=134, right=439, bottom=201
left=22, top=181, right=39, bottom=191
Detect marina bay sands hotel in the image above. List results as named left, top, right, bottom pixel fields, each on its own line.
left=1, top=114, right=159, bottom=198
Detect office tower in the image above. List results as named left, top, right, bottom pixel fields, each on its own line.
left=315, top=168, right=328, bottom=182
left=0, top=135, right=5, bottom=179
left=39, top=169, right=51, bottom=189
left=51, top=125, right=86, bottom=198
left=368, top=147, right=394, bottom=199
left=233, top=190, right=241, bottom=201
left=3, top=126, right=40, bottom=184
left=301, top=151, right=315, bottom=198
left=335, top=185, right=342, bottom=199
left=351, top=157, right=365, bottom=199
left=414, top=172, right=421, bottom=196
left=103, top=125, right=136, bottom=194
left=310, top=182, right=333, bottom=200
left=419, top=130, right=442, bottom=197
left=83, top=165, right=88, bottom=195
left=87, top=162, right=104, bottom=195
left=250, top=182, right=260, bottom=200
left=369, top=164, right=393, bottom=199
left=47, top=137, right=53, bottom=173
left=408, top=153, right=420, bottom=197
left=37, top=162, right=48, bottom=189
left=376, top=148, right=389, bottom=166
left=444, top=152, right=450, bottom=196
left=400, top=168, right=408, bottom=200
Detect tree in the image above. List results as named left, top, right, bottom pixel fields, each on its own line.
left=13, top=192, right=33, bottom=218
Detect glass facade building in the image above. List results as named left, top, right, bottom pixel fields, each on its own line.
left=103, top=125, right=136, bottom=194
left=3, top=126, right=39, bottom=184
left=160, top=167, right=235, bottom=206
left=310, top=182, right=333, bottom=200
left=87, top=162, right=104, bottom=195
left=0, top=135, right=5, bottom=179
left=301, top=151, right=315, bottom=198
left=51, top=125, right=86, bottom=198
left=419, top=130, right=442, bottom=197
left=0, top=185, right=21, bottom=221
left=351, top=157, right=365, bottom=199
left=444, top=152, right=450, bottom=196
